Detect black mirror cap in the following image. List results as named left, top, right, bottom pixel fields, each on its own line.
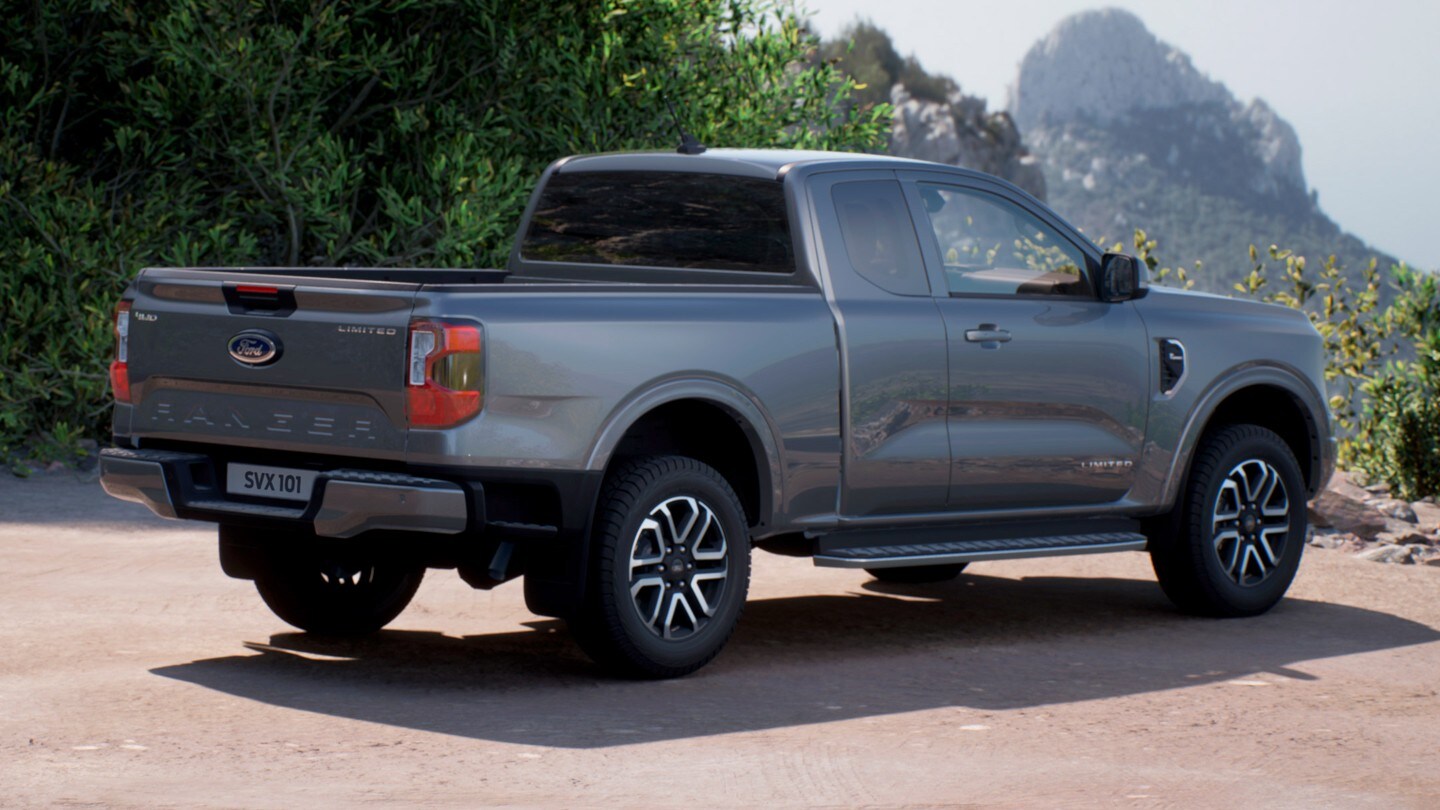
left=1100, top=252, right=1146, bottom=302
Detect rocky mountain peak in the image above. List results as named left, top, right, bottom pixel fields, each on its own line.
left=1011, top=8, right=1310, bottom=216
left=1010, top=9, right=1230, bottom=132
left=889, top=85, right=1046, bottom=200
left=999, top=8, right=1394, bottom=294
left=817, top=21, right=1047, bottom=199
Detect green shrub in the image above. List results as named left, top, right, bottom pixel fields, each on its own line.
left=818, top=20, right=959, bottom=107
left=1233, top=245, right=1386, bottom=464
left=1362, top=372, right=1440, bottom=500
left=1355, top=266, right=1440, bottom=499
left=1127, top=228, right=1196, bottom=290
left=0, top=0, right=890, bottom=458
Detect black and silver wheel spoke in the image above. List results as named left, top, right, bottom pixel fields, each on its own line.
left=1210, top=458, right=1290, bottom=587
left=318, top=560, right=374, bottom=589
left=627, top=495, right=729, bottom=640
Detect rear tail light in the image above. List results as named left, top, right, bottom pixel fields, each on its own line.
left=109, top=300, right=132, bottom=403
left=406, top=319, right=484, bottom=427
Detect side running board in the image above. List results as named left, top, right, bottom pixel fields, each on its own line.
left=813, top=532, right=1148, bottom=569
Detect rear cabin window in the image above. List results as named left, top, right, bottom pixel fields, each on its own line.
left=830, top=179, right=930, bottom=296
left=521, top=171, right=794, bottom=274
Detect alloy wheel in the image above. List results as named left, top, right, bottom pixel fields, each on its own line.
left=317, top=559, right=379, bottom=589
left=1210, top=458, right=1291, bottom=587
left=626, top=495, right=729, bottom=640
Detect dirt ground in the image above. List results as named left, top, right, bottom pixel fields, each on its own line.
left=2, top=473, right=1438, bottom=808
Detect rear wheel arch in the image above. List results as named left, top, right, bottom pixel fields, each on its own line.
left=586, top=381, right=782, bottom=531
left=526, top=384, right=781, bottom=620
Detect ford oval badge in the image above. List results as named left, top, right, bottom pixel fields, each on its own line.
left=228, top=330, right=281, bottom=366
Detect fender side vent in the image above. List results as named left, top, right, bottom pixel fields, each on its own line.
left=1159, top=339, right=1186, bottom=396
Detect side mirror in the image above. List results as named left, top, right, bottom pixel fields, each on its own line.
left=1099, top=252, right=1144, bottom=302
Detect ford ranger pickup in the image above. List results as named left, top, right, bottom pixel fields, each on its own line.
left=99, top=148, right=1335, bottom=677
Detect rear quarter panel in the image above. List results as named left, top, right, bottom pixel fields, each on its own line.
left=406, top=284, right=842, bottom=528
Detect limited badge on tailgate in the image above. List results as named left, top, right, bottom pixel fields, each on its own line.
left=226, top=463, right=317, bottom=502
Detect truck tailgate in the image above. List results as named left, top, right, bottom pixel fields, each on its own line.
left=121, top=269, right=419, bottom=460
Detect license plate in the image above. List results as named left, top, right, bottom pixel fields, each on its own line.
left=226, top=463, right=317, bottom=502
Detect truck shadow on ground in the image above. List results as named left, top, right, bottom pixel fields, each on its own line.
left=152, top=573, right=1439, bottom=749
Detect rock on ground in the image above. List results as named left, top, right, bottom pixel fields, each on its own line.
left=1411, top=500, right=1440, bottom=533
left=1368, top=498, right=1417, bottom=523
left=1310, top=471, right=1440, bottom=563
left=1309, top=472, right=1387, bottom=540
left=1354, top=545, right=1416, bottom=565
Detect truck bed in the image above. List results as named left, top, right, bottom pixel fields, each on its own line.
left=185, top=266, right=513, bottom=285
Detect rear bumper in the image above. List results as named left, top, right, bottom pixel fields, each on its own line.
left=99, top=447, right=469, bottom=539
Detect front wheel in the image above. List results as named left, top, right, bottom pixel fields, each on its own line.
left=569, top=456, right=751, bottom=679
left=254, top=547, right=424, bottom=636
left=1149, top=424, right=1306, bottom=617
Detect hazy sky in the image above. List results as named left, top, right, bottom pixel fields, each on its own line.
left=803, top=0, right=1440, bottom=270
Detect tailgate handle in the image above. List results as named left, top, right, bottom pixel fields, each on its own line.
left=223, top=283, right=297, bottom=316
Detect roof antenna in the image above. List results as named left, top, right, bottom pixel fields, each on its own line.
left=664, top=94, right=706, bottom=155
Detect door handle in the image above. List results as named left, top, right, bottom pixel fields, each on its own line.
left=964, top=325, right=1012, bottom=345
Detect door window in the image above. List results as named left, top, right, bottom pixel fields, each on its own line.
left=831, top=180, right=930, bottom=296
left=916, top=184, right=1091, bottom=297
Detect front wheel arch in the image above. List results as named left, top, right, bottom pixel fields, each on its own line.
left=1200, top=384, right=1323, bottom=494
left=1164, top=371, right=1330, bottom=505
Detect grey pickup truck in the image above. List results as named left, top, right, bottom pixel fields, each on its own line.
left=100, top=148, right=1334, bottom=677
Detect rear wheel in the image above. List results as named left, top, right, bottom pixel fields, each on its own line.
left=253, top=546, right=424, bottom=636
left=866, top=563, right=967, bottom=584
left=1150, top=424, right=1306, bottom=617
left=569, top=455, right=750, bottom=679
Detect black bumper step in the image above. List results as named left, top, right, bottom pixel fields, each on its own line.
left=813, top=531, right=1148, bottom=569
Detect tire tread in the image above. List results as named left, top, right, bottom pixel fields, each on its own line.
left=255, top=559, right=423, bottom=636
left=570, top=455, right=749, bottom=679
left=1150, top=423, right=1304, bottom=617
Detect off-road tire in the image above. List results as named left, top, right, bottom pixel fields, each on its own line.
left=1150, top=424, right=1306, bottom=617
left=569, top=455, right=751, bottom=679
left=865, top=563, right=967, bottom=584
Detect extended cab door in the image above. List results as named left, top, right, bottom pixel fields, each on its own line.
left=809, top=171, right=950, bottom=516
left=897, top=171, right=1149, bottom=510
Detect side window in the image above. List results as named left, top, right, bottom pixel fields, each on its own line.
left=916, top=183, right=1091, bottom=297
left=830, top=180, right=930, bottom=297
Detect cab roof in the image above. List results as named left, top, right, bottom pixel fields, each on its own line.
left=554, top=148, right=993, bottom=182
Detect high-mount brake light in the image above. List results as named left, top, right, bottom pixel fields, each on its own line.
left=109, top=300, right=132, bottom=403
left=406, top=320, right=484, bottom=427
